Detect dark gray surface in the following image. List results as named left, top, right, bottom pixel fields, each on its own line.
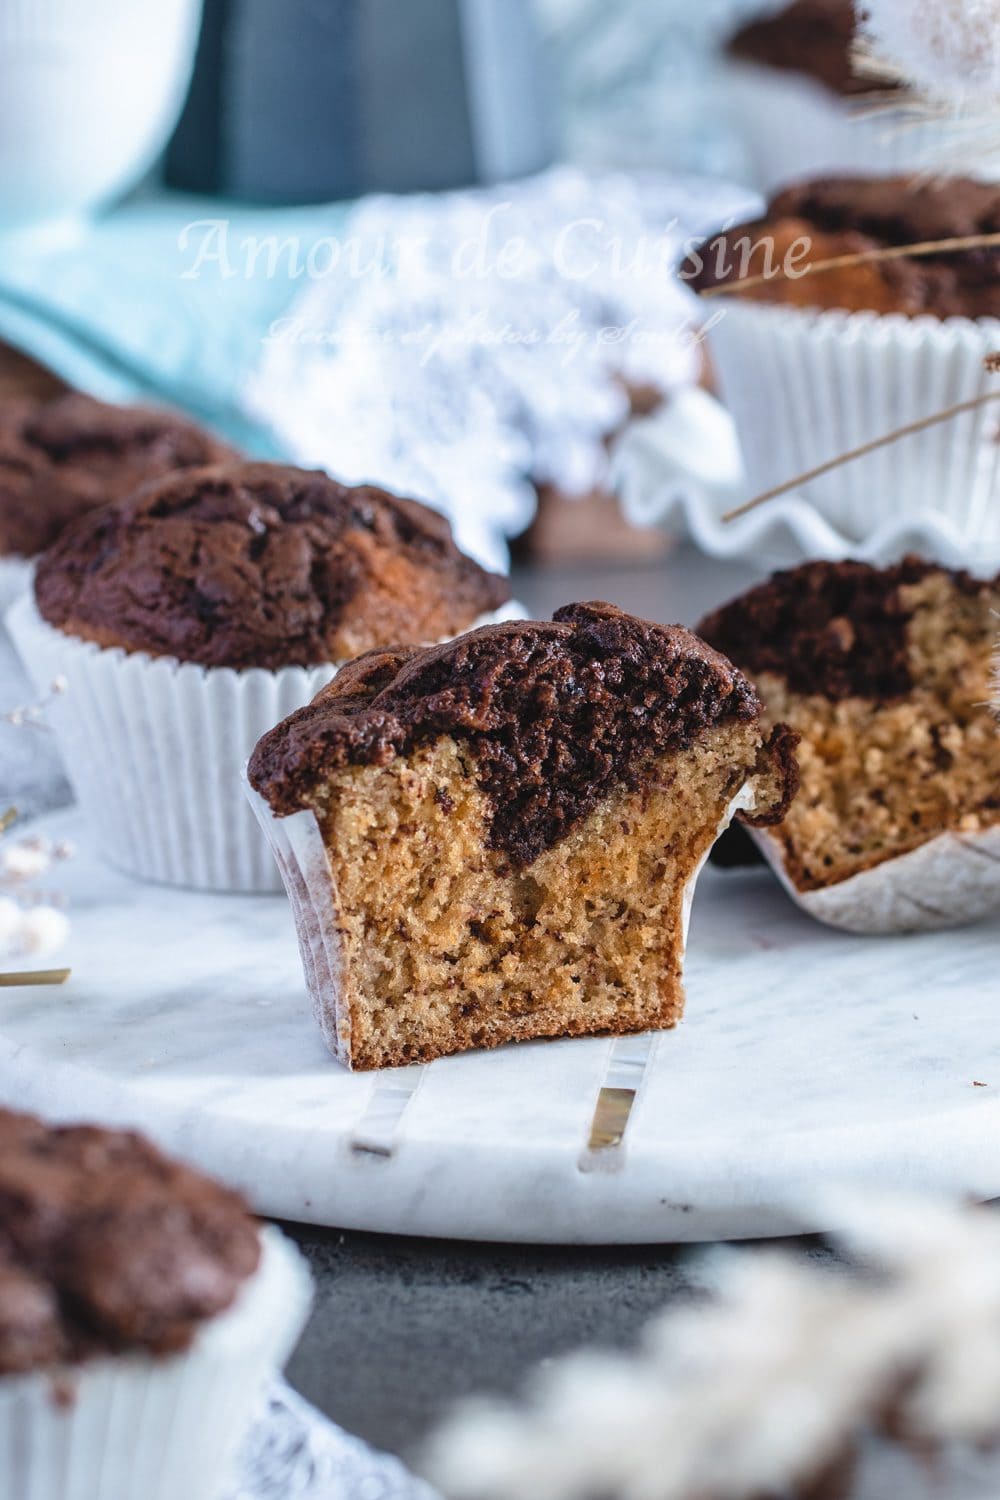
left=280, top=549, right=779, bottom=1462
left=510, top=548, right=766, bottom=637
left=283, top=1222, right=833, bottom=1464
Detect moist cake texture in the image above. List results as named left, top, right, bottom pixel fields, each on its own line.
left=0, top=393, right=233, bottom=558
left=727, top=0, right=876, bottom=97
left=685, top=175, right=1000, bottom=318
left=700, top=558, right=1000, bottom=893
left=250, top=603, right=797, bottom=1068
left=34, top=461, right=510, bottom=669
left=0, top=1107, right=260, bottom=1374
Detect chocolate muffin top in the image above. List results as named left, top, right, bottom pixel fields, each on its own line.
left=249, top=601, right=797, bottom=868
left=684, top=174, right=1000, bottom=319
left=698, top=556, right=991, bottom=701
left=0, top=1107, right=260, bottom=1374
left=727, top=0, right=876, bottom=97
left=0, top=393, right=234, bottom=559
left=35, top=462, right=511, bottom=671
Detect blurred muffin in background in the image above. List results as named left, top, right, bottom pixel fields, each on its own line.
left=728, top=0, right=875, bottom=98
left=682, top=173, right=1000, bottom=560
left=9, top=461, right=516, bottom=893
left=689, top=174, right=1000, bottom=318
left=0, top=393, right=234, bottom=613
left=0, top=1105, right=310, bottom=1500
left=721, top=0, right=977, bottom=189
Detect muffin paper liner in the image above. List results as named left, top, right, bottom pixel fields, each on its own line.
left=245, top=786, right=350, bottom=1062
left=750, top=825, right=1000, bottom=936
left=0, top=1225, right=312, bottom=1500
left=724, top=60, right=999, bottom=193
left=6, top=597, right=523, bottom=894
left=245, top=770, right=762, bottom=1068
left=706, top=301, right=1000, bottom=560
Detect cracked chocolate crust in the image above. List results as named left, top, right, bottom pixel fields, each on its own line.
left=684, top=174, right=1000, bottom=318
left=249, top=601, right=798, bottom=868
left=0, top=1108, right=260, bottom=1374
left=35, top=461, right=511, bottom=670
left=0, top=393, right=234, bottom=559
left=698, top=557, right=992, bottom=701
left=727, top=0, right=879, bottom=97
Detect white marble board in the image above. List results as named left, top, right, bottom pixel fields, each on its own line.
left=1, top=809, right=998, bottom=1244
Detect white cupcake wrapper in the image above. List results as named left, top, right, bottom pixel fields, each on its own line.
left=245, top=786, right=350, bottom=1063
left=751, top=824, right=1000, bottom=935
left=706, top=301, right=1000, bottom=558
left=245, top=769, right=763, bottom=1069
left=724, top=60, right=1000, bottom=193
left=0, top=1225, right=312, bottom=1500
left=6, top=597, right=523, bottom=894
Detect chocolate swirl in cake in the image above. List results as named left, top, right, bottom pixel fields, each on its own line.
left=0, top=1108, right=260, bottom=1374
left=699, top=557, right=989, bottom=702
left=35, top=461, right=510, bottom=670
left=249, top=601, right=797, bottom=868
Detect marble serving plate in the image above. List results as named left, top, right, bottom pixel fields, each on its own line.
left=1, top=809, right=998, bottom=1245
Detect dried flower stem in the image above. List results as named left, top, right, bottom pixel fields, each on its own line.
left=699, top=232, right=1000, bottom=301
left=724, top=380, right=1000, bottom=522
left=0, top=968, right=70, bottom=987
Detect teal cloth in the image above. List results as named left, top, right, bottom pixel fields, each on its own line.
left=0, top=193, right=353, bottom=450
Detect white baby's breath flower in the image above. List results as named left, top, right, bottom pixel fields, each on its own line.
left=0, top=837, right=54, bottom=884
left=0, top=895, right=68, bottom=960
left=0, top=896, right=22, bottom=949
left=15, top=905, right=70, bottom=958
left=862, top=0, right=1000, bottom=105
left=426, top=1195, right=1000, bottom=1500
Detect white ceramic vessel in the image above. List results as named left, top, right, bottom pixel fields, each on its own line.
left=0, top=0, right=203, bottom=236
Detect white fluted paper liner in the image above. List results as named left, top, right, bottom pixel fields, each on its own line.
left=0, top=1226, right=312, bottom=1500
left=245, top=770, right=764, bottom=1068
left=5, top=597, right=524, bottom=894
left=750, top=824, right=1000, bottom=935
left=0, top=557, right=32, bottom=624
left=245, top=786, right=349, bottom=1063
left=723, top=60, right=1000, bottom=194
left=706, top=300, right=1000, bottom=559
left=613, top=394, right=1000, bottom=570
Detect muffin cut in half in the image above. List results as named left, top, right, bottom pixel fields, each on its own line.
left=700, top=558, right=1000, bottom=933
left=247, top=603, right=797, bottom=1069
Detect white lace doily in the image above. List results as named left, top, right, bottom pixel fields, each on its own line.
left=233, top=1375, right=1000, bottom=1500
left=227, top=1380, right=437, bottom=1500
left=244, top=167, right=756, bottom=569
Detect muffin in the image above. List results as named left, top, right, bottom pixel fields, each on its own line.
left=690, top=175, right=1000, bottom=318
left=0, top=392, right=233, bottom=614
left=8, top=461, right=515, bottom=892
left=722, top=0, right=957, bottom=190
left=699, top=557, right=1000, bottom=932
left=728, top=0, right=883, bottom=98
left=0, top=1105, right=311, bottom=1500
left=246, top=602, right=797, bottom=1069
left=683, top=175, right=1000, bottom=558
